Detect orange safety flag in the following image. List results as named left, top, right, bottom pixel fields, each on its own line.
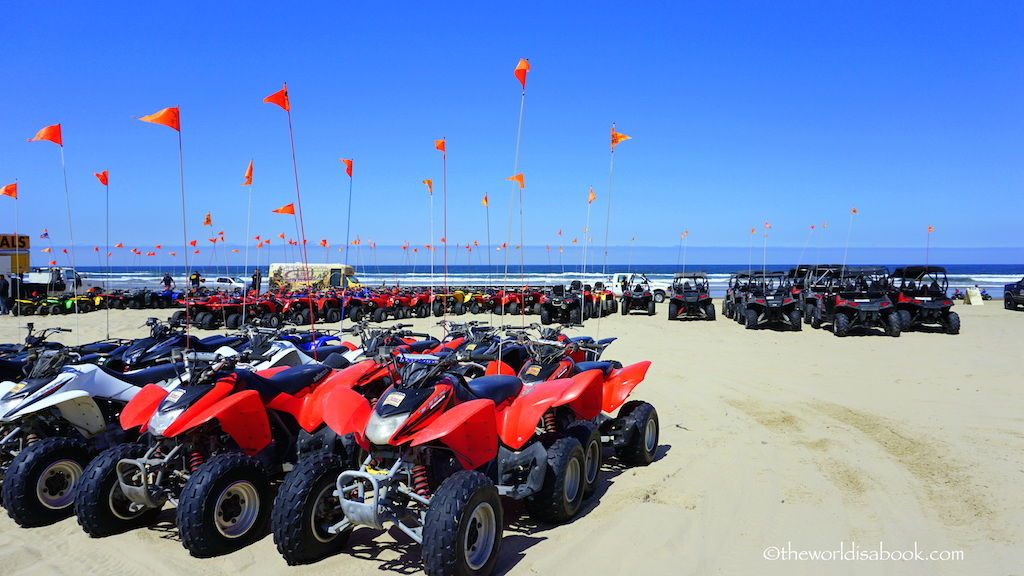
left=208, top=238, right=218, bottom=243
left=501, top=242, right=507, bottom=248
left=232, top=249, right=239, bottom=253
left=507, top=173, right=524, bottom=189
left=155, top=244, right=162, bottom=249
left=851, top=206, right=858, bottom=214
left=41, top=247, right=51, bottom=253
left=114, top=242, right=123, bottom=248
left=136, top=107, right=180, bottom=131
left=254, top=235, right=261, bottom=241
left=319, top=239, right=327, bottom=247
left=546, top=245, right=550, bottom=250
left=572, top=238, right=578, bottom=243
left=340, top=158, right=353, bottom=177
left=1, top=183, right=16, bottom=199
left=93, top=247, right=99, bottom=252
left=928, top=225, right=934, bottom=233
left=810, top=225, right=815, bottom=230
left=272, top=203, right=295, bottom=215
left=751, top=228, right=756, bottom=234
left=169, top=252, right=176, bottom=256
left=28, top=124, right=63, bottom=146
left=189, top=240, right=197, bottom=246
left=440, top=237, right=446, bottom=243
left=435, top=138, right=446, bottom=153
left=62, top=248, right=68, bottom=254
left=423, top=179, right=433, bottom=194
left=49, top=260, right=57, bottom=265
left=588, top=187, right=595, bottom=204
left=631, top=236, right=636, bottom=241
left=146, top=252, right=156, bottom=256
left=473, top=240, right=479, bottom=247
left=557, top=229, right=562, bottom=236
left=278, top=233, right=285, bottom=239
left=514, top=58, right=530, bottom=89
left=823, top=221, right=827, bottom=228
left=264, top=83, right=290, bottom=111
left=765, top=222, right=771, bottom=229
left=559, top=247, right=564, bottom=253
left=94, top=170, right=108, bottom=185
left=193, top=250, right=200, bottom=254
left=202, top=212, right=212, bottom=226
left=481, top=193, right=488, bottom=207
left=412, top=248, right=418, bottom=253
left=241, top=160, right=253, bottom=185
left=611, top=127, right=631, bottom=149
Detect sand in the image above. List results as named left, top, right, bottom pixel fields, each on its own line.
left=0, top=302, right=1021, bottom=576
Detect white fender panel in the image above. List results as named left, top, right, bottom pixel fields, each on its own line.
left=9, top=390, right=107, bottom=437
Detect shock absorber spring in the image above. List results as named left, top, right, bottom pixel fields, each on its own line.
left=189, top=451, right=205, bottom=472
left=543, top=410, right=557, bottom=433
left=411, top=465, right=430, bottom=497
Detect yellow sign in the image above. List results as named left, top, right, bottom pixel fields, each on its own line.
left=0, top=235, right=29, bottom=251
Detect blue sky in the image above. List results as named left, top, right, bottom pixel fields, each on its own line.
left=2, top=2, right=1021, bottom=267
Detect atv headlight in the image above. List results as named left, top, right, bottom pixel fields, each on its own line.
left=365, top=411, right=410, bottom=445
left=148, top=406, right=187, bottom=437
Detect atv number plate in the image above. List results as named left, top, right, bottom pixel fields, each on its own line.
left=382, top=391, right=406, bottom=408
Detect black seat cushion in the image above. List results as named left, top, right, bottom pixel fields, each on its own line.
left=101, top=362, right=185, bottom=387
left=575, top=361, right=613, bottom=378
left=464, top=375, right=523, bottom=405
left=240, top=364, right=333, bottom=400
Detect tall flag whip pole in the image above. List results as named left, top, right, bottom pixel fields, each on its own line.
left=340, top=158, right=354, bottom=331
left=582, top=187, right=595, bottom=274
left=604, top=125, right=631, bottom=276
left=241, top=161, right=254, bottom=325
left=504, top=58, right=529, bottom=326
left=436, top=138, right=448, bottom=325
left=94, top=171, right=110, bottom=338
left=842, top=207, right=857, bottom=269
left=1, top=183, right=19, bottom=315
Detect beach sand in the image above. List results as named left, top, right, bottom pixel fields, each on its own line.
left=0, top=302, right=1020, bottom=575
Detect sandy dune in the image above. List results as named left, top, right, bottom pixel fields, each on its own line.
left=0, top=302, right=1020, bottom=575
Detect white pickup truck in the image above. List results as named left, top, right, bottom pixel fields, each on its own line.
left=587, top=272, right=672, bottom=303
left=17, top=267, right=105, bottom=296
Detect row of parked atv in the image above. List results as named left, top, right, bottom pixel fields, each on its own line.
left=0, top=317, right=658, bottom=576
left=9, top=287, right=187, bottom=316
left=721, top=264, right=961, bottom=336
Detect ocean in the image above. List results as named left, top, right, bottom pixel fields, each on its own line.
left=76, top=264, right=1021, bottom=298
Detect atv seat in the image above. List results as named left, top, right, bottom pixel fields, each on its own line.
left=402, top=339, right=441, bottom=353
left=242, top=364, right=333, bottom=399
left=195, top=335, right=246, bottom=351
left=299, top=344, right=357, bottom=360
left=575, top=361, right=613, bottom=378
left=463, top=374, right=523, bottom=406
left=100, top=362, right=185, bottom=387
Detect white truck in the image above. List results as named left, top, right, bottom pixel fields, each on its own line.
left=598, top=272, right=672, bottom=303
left=17, top=267, right=106, bottom=296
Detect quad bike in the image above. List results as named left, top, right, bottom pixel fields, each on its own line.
left=620, top=274, right=656, bottom=316
left=108, top=318, right=247, bottom=372
left=271, top=334, right=656, bottom=575
left=0, top=344, right=191, bottom=526
left=540, top=284, right=583, bottom=325
left=667, top=272, right=715, bottom=321
left=888, top=266, right=959, bottom=334
left=738, top=271, right=801, bottom=331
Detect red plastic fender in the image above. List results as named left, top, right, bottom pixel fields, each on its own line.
left=163, top=389, right=271, bottom=455
left=119, top=384, right=169, bottom=432
left=410, top=399, right=497, bottom=471
left=292, top=363, right=376, bottom=433
left=602, top=360, right=651, bottom=414
left=557, top=369, right=604, bottom=421
left=440, top=337, right=465, bottom=351
left=485, top=360, right=516, bottom=376
left=497, top=378, right=574, bottom=450
left=340, top=341, right=358, bottom=351
left=322, top=385, right=373, bottom=440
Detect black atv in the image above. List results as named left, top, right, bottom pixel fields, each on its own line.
left=540, top=282, right=583, bottom=325
left=797, top=264, right=843, bottom=327
left=815, top=266, right=901, bottom=337
left=722, top=272, right=754, bottom=323
left=620, top=273, right=656, bottom=316
left=888, top=266, right=959, bottom=334
left=667, top=272, right=715, bottom=321
left=738, top=271, right=801, bottom=331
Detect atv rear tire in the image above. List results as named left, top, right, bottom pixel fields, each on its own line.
left=534, top=303, right=543, bottom=315
left=810, top=308, right=822, bottom=330
left=348, top=306, right=364, bottom=322
left=422, top=470, right=502, bottom=576
left=833, top=312, right=850, bottom=337
left=325, top=308, right=342, bottom=323
left=372, top=307, right=385, bottom=323
left=647, top=301, right=656, bottom=316
left=171, top=310, right=187, bottom=324
left=788, top=309, right=802, bottom=331
left=540, top=307, right=552, bottom=325
left=705, top=303, right=716, bottom=321
left=569, top=306, right=582, bottom=325
left=432, top=301, right=444, bottom=317
left=898, top=309, right=913, bottom=332
left=621, top=301, right=629, bottom=315
left=226, top=313, right=242, bottom=330
left=944, top=311, right=961, bottom=334
left=74, top=443, right=161, bottom=537
left=667, top=301, right=679, bottom=320
left=566, top=420, right=602, bottom=499
left=507, top=302, right=519, bottom=316
left=2, top=437, right=93, bottom=527
left=745, top=308, right=758, bottom=330
left=525, top=436, right=585, bottom=524
left=469, top=301, right=480, bottom=314
left=264, top=312, right=283, bottom=328
left=272, top=453, right=351, bottom=565
left=885, top=312, right=902, bottom=337
left=177, top=452, right=271, bottom=558
left=615, top=401, right=659, bottom=466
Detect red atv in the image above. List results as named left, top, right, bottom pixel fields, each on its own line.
left=271, top=337, right=656, bottom=575
left=72, top=352, right=386, bottom=557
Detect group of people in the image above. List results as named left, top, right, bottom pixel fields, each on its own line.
left=158, top=269, right=262, bottom=294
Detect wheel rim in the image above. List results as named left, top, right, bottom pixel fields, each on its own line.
left=214, top=480, right=261, bottom=538
left=108, top=476, right=148, bottom=520
left=563, top=457, right=581, bottom=504
left=310, top=482, right=343, bottom=543
left=464, top=500, right=497, bottom=571
left=583, top=440, right=601, bottom=485
left=643, top=417, right=658, bottom=454
left=36, top=459, right=83, bottom=509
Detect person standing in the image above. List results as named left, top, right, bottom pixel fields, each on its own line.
left=251, top=268, right=262, bottom=294
left=162, top=272, right=175, bottom=290
left=0, top=275, right=9, bottom=315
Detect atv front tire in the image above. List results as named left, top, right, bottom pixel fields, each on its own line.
left=2, top=437, right=93, bottom=527
left=74, top=443, right=161, bottom=537
left=615, top=401, right=659, bottom=466
left=885, top=312, right=902, bottom=337
left=272, top=453, right=350, bottom=565
left=788, top=309, right=802, bottom=331
left=422, top=470, right=502, bottom=576
left=745, top=308, right=758, bottom=329
left=833, top=312, right=850, bottom=337
left=944, top=311, right=961, bottom=334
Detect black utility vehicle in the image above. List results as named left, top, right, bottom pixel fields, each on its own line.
left=797, top=265, right=843, bottom=326
left=888, top=266, right=959, bottom=334
left=540, top=282, right=583, bottom=325
left=620, top=273, right=656, bottom=316
left=667, top=272, right=715, bottom=320
left=739, top=271, right=801, bottom=331
left=722, top=272, right=752, bottom=322
left=814, top=266, right=901, bottom=337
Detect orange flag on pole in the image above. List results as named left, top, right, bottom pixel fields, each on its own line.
left=587, top=187, right=596, bottom=204
left=264, top=84, right=290, bottom=111
left=514, top=58, right=530, bottom=89
left=481, top=194, right=489, bottom=207
left=611, top=127, right=631, bottom=149
left=928, top=225, right=934, bottom=233
left=340, top=158, right=353, bottom=177
left=1, top=183, right=16, bottom=199
left=28, top=124, right=62, bottom=146
left=851, top=206, right=858, bottom=214
left=41, top=247, right=51, bottom=253
left=241, top=160, right=253, bottom=185
left=272, top=203, right=295, bottom=215
left=189, top=240, right=197, bottom=247
left=136, top=107, right=180, bottom=131
left=202, top=212, right=212, bottom=226
left=435, top=138, right=446, bottom=153
left=751, top=228, right=756, bottom=234
left=423, top=179, right=433, bottom=194
left=114, top=242, right=123, bottom=248
left=94, top=170, right=108, bottom=185
left=507, top=173, right=524, bottom=189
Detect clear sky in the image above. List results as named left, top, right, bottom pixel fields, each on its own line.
left=2, top=2, right=1021, bottom=267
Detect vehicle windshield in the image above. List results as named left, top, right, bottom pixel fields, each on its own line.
left=901, top=271, right=948, bottom=296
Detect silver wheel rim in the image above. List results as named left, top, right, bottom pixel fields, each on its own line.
left=564, top=457, right=581, bottom=503
left=214, top=480, right=261, bottom=538
left=644, top=418, right=658, bottom=453
left=464, top=501, right=497, bottom=571
left=310, top=482, right=341, bottom=543
left=584, top=440, right=601, bottom=485
left=37, top=459, right=83, bottom=509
